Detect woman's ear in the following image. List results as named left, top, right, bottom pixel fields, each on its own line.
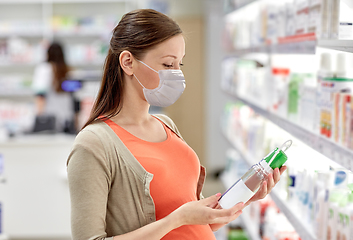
left=119, top=50, right=134, bottom=76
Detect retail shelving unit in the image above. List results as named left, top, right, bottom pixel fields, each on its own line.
left=227, top=38, right=353, bottom=56
left=224, top=0, right=257, bottom=13
left=222, top=0, right=353, bottom=239
left=223, top=91, right=353, bottom=172
left=0, top=0, right=136, bottom=67
left=226, top=33, right=317, bottom=56
left=226, top=33, right=353, bottom=56
left=240, top=213, right=262, bottom=240
left=317, top=39, right=353, bottom=53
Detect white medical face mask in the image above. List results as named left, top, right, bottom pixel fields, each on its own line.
left=133, top=60, right=186, bottom=107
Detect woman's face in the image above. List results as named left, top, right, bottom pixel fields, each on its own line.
left=134, top=34, right=185, bottom=90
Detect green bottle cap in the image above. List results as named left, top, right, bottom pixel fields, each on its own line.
left=264, top=149, right=288, bottom=169
left=263, top=140, right=291, bottom=169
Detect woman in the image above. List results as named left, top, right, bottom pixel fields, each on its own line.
left=32, top=42, right=75, bottom=133
left=66, top=9, right=286, bottom=240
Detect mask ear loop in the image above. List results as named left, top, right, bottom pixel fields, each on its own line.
left=137, top=60, right=159, bottom=73
left=134, top=60, right=159, bottom=88
left=133, top=74, right=146, bottom=89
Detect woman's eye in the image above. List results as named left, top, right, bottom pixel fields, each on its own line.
left=179, top=63, right=184, bottom=67
left=163, top=64, right=173, bottom=68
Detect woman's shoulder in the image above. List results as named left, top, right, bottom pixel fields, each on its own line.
left=153, top=114, right=173, bottom=124
left=153, top=114, right=183, bottom=140
left=75, top=120, right=113, bottom=145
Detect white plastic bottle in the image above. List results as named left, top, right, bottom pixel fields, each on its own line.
left=219, top=140, right=291, bottom=209
left=314, top=172, right=331, bottom=240
left=316, top=53, right=334, bottom=135
left=219, top=159, right=273, bottom=209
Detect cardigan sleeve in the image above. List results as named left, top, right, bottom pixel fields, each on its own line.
left=67, top=129, right=114, bottom=240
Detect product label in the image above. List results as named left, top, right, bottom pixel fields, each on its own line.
left=335, top=171, right=347, bottom=185
left=219, top=179, right=255, bottom=209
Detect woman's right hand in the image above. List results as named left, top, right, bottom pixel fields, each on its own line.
left=170, top=193, right=243, bottom=228
left=112, top=194, right=243, bottom=240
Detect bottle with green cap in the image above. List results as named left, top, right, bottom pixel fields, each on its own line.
left=219, top=140, right=291, bottom=209
left=263, top=140, right=291, bottom=170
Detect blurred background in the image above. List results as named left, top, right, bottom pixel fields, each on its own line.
left=0, top=0, right=353, bottom=240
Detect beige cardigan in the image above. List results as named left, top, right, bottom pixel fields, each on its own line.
left=67, top=114, right=206, bottom=240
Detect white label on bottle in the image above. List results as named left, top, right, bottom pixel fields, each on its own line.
left=219, top=179, right=255, bottom=209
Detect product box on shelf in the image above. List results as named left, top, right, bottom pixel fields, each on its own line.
left=287, top=73, right=304, bottom=124
left=270, top=67, right=290, bottom=118
left=318, top=77, right=353, bottom=141
left=339, top=0, right=353, bottom=40
left=340, top=94, right=351, bottom=147
left=330, top=0, right=340, bottom=39
left=295, top=0, right=309, bottom=35
left=285, top=2, right=297, bottom=37
left=308, top=0, right=321, bottom=34
left=299, top=84, right=316, bottom=131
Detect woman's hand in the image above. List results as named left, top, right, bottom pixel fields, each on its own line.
left=171, top=193, right=243, bottom=228
left=244, top=166, right=287, bottom=207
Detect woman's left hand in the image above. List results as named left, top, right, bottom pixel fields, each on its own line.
left=245, top=166, right=287, bottom=207
left=209, top=165, right=287, bottom=232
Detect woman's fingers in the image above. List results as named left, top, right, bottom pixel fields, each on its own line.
left=273, top=168, right=281, bottom=183
left=213, top=208, right=243, bottom=224
left=267, top=172, right=275, bottom=192
left=209, top=202, right=243, bottom=224
left=201, top=193, right=222, bottom=207
left=279, top=165, right=287, bottom=175
left=254, top=180, right=268, bottom=200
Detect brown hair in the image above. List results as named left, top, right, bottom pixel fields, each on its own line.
left=82, top=9, right=182, bottom=129
left=47, top=42, right=68, bottom=93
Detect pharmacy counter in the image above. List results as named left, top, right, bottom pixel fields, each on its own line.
left=0, top=134, right=75, bottom=239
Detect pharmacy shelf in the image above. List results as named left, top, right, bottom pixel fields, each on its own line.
left=224, top=0, right=257, bottom=13
left=69, top=61, right=104, bottom=68
left=270, top=192, right=316, bottom=240
left=0, top=93, right=34, bottom=99
left=224, top=90, right=353, bottom=171
left=227, top=38, right=353, bottom=56
left=318, top=39, right=353, bottom=53
left=0, top=62, right=37, bottom=67
left=232, top=0, right=257, bottom=10
left=0, top=32, right=43, bottom=38
left=221, top=128, right=317, bottom=240
left=0, top=0, right=127, bottom=3
left=227, top=33, right=317, bottom=56
left=240, top=213, right=261, bottom=240
left=53, top=30, right=110, bottom=37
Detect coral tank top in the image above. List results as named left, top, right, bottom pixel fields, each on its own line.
left=104, top=118, right=215, bottom=239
